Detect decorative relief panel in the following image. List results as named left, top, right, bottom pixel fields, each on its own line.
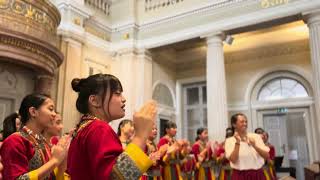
left=0, top=0, right=63, bottom=75
left=84, top=25, right=111, bottom=41
left=0, top=67, right=17, bottom=89
left=0, top=0, right=61, bottom=45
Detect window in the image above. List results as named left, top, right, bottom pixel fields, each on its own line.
left=152, top=83, right=174, bottom=107
left=258, top=78, right=308, bottom=101
left=183, top=82, right=206, bottom=142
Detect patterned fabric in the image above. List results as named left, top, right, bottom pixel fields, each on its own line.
left=1, top=126, right=55, bottom=180
left=113, top=152, right=142, bottom=179
left=19, top=128, right=54, bottom=180
left=17, top=173, right=30, bottom=180
left=28, top=150, right=43, bottom=172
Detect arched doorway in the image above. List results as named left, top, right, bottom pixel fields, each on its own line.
left=250, top=71, right=317, bottom=180
left=152, top=82, right=176, bottom=139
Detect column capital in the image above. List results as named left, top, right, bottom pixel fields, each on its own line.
left=62, top=37, right=84, bottom=47
left=202, top=32, right=225, bottom=45
left=117, top=48, right=151, bottom=57
left=303, top=10, right=320, bottom=26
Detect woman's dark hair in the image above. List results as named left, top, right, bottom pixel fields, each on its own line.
left=164, top=121, right=177, bottom=135
left=230, top=113, right=247, bottom=132
left=225, top=127, right=234, bottom=138
left=3, top=112, right=20, bottom=140
left=195, top=127, right=207, bottom=141
left=117, top=119, right=133, bottom=136
left=71, top=74, right=123, bottom=115
left=254, top=127, right=265, bottom=134
left=19, top=94, right=50, bottom=125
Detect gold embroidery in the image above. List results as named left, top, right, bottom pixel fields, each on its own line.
left=0, top=0, right=57, bottom=32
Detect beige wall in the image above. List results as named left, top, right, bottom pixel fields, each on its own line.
left=172, top=44, right=312, bottom=108
left=226, top=50, right=312, bottom=105
left=152, top=61, right=176, bottom=98
left=82, top=44, right=113, bottom=76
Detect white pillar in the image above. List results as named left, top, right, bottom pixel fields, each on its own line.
left=110, top=48, right=153, bottom=130
left=134, top=49, right=153, bottom=107
left=305, top=11, right=320, bottom=160
left=206, top=34, right=228, bottom=142
left=56, top=38, right=82, bottom=133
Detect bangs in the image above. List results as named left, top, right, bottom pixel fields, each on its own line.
left=167, top=121, right=177, bottom=129
left=109, top=76, right=123, bottom=93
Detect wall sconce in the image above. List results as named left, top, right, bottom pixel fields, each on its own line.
left=224, top=35, right=234, bottom=45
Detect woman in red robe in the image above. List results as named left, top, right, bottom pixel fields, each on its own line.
left=255, top=128, right=276, bottom=180
left=141, top=124, right=168, bottom=180
left=180, top=142, right=196, bottom=180
left=263, top=132, right=276, bottom=180
left=157, top=121, right=183, bottom=180
left=67, top=74, right=156, bottom=180
left=216, top=127, right=234, bottom=180
left=0, top=94, right=69, bottom=180
left=192, top=128, right=215, bottom=180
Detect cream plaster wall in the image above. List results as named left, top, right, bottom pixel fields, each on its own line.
left=173, top=45, right=312, bottom=108
left=226, top=50, right=312, bottom=105
left=152, top=61, right=177, bottom=98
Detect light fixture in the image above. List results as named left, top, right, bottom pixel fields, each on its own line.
left=224, top=35, right=234, bottom=45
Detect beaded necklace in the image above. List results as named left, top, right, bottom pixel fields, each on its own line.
left=21, top=126, right=51, bottom=172
left=72, top=114, right=98, bottom=138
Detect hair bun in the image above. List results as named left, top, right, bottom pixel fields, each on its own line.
left=71, top=78, right=84, bottom=92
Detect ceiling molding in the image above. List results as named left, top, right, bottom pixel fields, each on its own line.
left=225, top=39, right=310, bottom=64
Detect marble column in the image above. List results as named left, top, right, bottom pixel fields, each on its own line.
left=110, top=48, right=153, bottom=129
left=305, top=10, right=320, bottom=160
left=134, top=49, right=153, bottom=107
left=56, top=38, right=83, bottom=132
left=206, top=33, right=228, bottom=142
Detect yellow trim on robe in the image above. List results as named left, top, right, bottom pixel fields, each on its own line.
left=197, top=166, right=215, bottom=180
left=176, top=165, right=182, bottom=180
left=163, top=154, right=169, bottom=164
left=29, top=170, right=39, bottom=180
left=54, top=168, right=70, bottom=180
left=263, top=168, right=271, bottom=180
left=164, top=165, right=172, bottom=180
left=161, top=153, right=183, bottom=180
left=54, top=168, right=59, bottom=179
left=269, top=165, right=275, bottom=178
left=219, top=170, right=225, bottom=180
left=163, top=164, right=183, bottom=180
left=198, top=167, right=206, bottom=180
left=125, top=143, right=153, bottom=173
left=64, top=172, right=71, bottom=180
